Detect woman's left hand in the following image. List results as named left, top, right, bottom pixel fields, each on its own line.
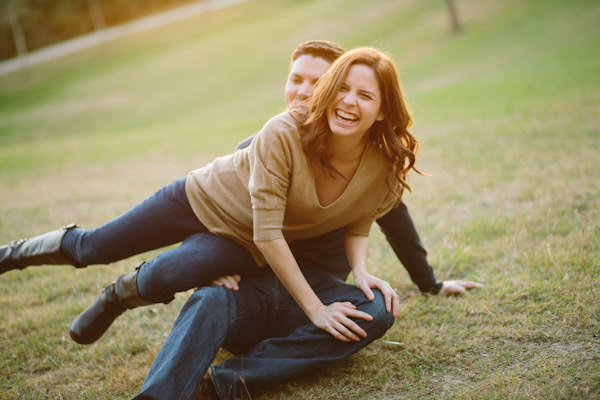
left=353, top=271, right=400, bottom=318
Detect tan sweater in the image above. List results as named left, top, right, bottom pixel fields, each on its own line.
left=185, top=112, right=399, bottom=266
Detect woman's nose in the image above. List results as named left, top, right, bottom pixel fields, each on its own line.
left=342, top=91, right=357, bottom=105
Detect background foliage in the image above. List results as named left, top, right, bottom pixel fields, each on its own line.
left=1, top=0, right=197, bottom=59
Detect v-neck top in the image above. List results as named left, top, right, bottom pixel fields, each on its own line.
left=185, top=112, right=400, bottom=266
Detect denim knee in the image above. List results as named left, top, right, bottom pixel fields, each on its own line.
left=136, top=260, right=177, bottom=304
left=360, top=290, right=395, bottom=336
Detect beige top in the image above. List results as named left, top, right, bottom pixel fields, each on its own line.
left=185, top=112, right=400, bottom=265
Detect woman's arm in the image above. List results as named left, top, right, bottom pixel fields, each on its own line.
left=344, top=234, right=400, bottom=318
left=255, top=238, right=374, bottom=342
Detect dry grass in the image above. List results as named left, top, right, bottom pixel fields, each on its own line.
left=1, top=0, right=599, bottom=399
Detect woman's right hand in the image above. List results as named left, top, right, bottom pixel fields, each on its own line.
left=311, top=302, right=373, bottom=342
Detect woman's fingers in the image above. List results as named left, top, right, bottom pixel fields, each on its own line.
left=367, top=278, right=397, bottom=316
left=315, top=302, right=373, bottom=342
left=357, top=280, right=375, bottom=301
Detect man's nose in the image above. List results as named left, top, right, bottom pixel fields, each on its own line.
left=297, top=82, right=312, bottom=99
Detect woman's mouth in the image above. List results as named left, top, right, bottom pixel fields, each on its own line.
left=335, top=109, right=359, bottom=124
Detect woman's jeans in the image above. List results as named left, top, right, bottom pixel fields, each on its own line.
left=133, top=267, right=395, bottom=400
left=59, top=177, right=259, bottom=303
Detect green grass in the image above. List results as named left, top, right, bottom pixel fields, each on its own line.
left=1, top=0, right=599, bottom=398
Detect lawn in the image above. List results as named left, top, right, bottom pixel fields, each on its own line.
left=1, top=0, right=598, bottom=399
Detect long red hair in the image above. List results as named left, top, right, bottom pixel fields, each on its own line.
left=293, top=47, right=419, bottom=196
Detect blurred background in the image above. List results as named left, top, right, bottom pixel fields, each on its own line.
left=0, top=0, right=598, bottom=399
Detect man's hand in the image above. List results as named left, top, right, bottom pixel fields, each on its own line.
left=211, top=274, right=242, bottom=291
left=439, top=280, right=483, bottom=296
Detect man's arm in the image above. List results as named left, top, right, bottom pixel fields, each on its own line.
left=235, top=134, right=256, bottom=151
left=376, top=202, right=443, bottom=293
left=377, top=203, right=482, bottom=295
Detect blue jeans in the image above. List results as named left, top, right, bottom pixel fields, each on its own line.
left=60, top=177, right=259, bottom=303
left=133, top=268, right=395, bottom=400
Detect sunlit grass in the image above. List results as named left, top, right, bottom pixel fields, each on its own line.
left=1, top=0, right=599, bottom=399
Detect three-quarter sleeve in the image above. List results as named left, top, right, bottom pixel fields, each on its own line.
left=248, top=114, right=297, bottom=242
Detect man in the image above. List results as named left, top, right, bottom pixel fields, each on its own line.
left=132, top=40, right=481, bottom=400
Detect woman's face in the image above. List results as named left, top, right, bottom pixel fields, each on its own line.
left=326, top=64, right=384, bottom=141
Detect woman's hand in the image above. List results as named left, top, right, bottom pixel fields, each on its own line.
left=439, top=280, right=483, bottom=296
left=311, top=302, right=373, bottom=342
left=211, top=274, right=242, bottom=291
left=353, top=270, right=400, bottom=318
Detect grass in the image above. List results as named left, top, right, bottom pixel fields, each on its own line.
left=1, top=0, right=599, bottom=398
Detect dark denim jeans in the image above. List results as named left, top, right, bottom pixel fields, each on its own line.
left=60, top=177, right=259, bottom=303
left=133, top=268, right=395, bottom=400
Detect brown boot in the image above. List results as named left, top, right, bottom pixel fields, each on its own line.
left=0, top=223, right=84, bottom=275
left=69, top=263, right=151, bottom=345
left=194, top=378, right=220, bottom=400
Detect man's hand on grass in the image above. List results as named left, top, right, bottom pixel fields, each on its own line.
left=439, top=280, right=483, bottom=296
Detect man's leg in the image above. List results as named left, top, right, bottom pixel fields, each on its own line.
left=132, top=271, right=279, bottom=400
left=210, top=272, right=395, bottom=399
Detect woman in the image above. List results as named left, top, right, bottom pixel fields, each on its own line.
left=0, top=47, right=418, bottom=344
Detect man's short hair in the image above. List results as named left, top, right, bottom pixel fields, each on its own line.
left=291, top=40, right=345, bottom=66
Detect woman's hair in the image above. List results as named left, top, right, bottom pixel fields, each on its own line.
left=295, top=46, right=419, bottom=196
left=290, top=40, right=345, bottom=67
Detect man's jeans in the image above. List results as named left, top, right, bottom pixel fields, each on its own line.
left=133, top=268, right=395, bottom=400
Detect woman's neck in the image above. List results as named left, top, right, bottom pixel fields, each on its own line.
left=326, top=134, right=367, bottom=163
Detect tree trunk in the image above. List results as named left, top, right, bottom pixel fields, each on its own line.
left=8, top=0, right=28, bottom=61
left=445, top=0, right=461, bottom=33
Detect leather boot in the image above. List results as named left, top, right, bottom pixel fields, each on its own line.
left=0, top=223, right=85, bottom=275
left=69, top=263, right=151, bottom=345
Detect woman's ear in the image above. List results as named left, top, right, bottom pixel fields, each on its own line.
left=376, top=110, right=385, bottom=122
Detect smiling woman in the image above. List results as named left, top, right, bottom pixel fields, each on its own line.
left=301, top=47, right=418, bottom=197
left=0, top=46, right=416, bottom=350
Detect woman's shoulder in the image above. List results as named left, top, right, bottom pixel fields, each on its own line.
left=256, top=111, right=301, bottom=145
left=263, top=111, right=299, bottom=131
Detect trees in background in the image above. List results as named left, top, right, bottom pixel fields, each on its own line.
left=0, top=0, right=197, bottom=61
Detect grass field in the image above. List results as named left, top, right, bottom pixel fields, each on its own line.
left=1, top=0, right=599, bottom=398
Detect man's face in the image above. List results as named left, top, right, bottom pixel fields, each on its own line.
left=284, top=54, right=332, bottom=107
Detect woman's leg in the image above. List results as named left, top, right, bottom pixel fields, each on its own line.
left=61, top=177, right=205, bottom=266
left=136, top=232, right=259, bottom=303
left=1, top=177, right=204, bottom=274
left=69, top=232, right=259, bottom=345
